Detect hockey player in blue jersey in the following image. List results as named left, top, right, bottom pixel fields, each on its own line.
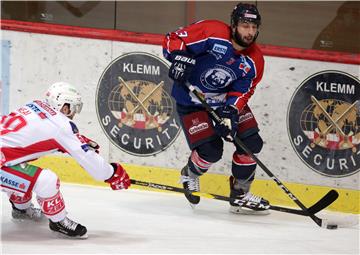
left=162, top=3, right=270, bottom=213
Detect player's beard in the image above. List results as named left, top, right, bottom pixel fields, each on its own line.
left=233, top=30, right=255, bottom=48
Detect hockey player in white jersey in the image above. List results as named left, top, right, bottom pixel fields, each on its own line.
left=0, top=82, right=131, bottom=239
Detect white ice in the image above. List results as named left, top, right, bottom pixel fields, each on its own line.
left=1, top=183, right=359, bottom=254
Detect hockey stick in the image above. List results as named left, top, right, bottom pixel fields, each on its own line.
left=130, top=179, right=337, bottom=216
left=184, top=82, right=339, bottom=229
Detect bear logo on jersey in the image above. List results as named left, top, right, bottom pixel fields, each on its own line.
left=287, top=70, right=360, bottom=177
left=200, top=65, right=235, bottom=90
left=96, top=52, right=181, bottom=156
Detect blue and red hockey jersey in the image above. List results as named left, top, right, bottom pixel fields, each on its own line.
left=163, top=20, right=264, bottom=111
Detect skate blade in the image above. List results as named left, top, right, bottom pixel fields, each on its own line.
left=51, top=230, right=88, bottom=239
left=229, top=206, right=270, bottom=215
left=11, top=216, right=47, bottom=223
left=188, top=202, right=197, bottom=209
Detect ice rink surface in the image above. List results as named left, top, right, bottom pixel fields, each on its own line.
left=1, top=184, right=359, bottom=254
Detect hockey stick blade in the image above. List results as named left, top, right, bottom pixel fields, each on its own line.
left=270, top=189, right=339, bottom=216
left=130, top=179, right=334, bottom=217
left=307, top=189, right=339, bottom=214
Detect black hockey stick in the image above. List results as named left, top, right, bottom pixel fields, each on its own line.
left=130, top=179, right=337, bottom=216
left=184, top=82, right=339, bottom=228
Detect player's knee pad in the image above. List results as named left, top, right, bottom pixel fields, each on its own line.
left=231, top=133, right=264, bottom=181
left=33, top=169, right=60, bottom=198
left=236, top=133, right=263, bottom=154
left=231, top=153, right=256, bottom=181
left=231, top=133, right=263, bottom=180
left=196, top=138, right=224, bottom=163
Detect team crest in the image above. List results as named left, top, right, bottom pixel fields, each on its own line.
left=96, top=52, right=181, bottom=156
left=287, top=70, right=360, bottom=177
left=200, top=65, right=235, bottom=90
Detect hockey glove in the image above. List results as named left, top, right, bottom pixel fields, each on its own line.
left=105, top=163, right=131, bottom=190
left=168, top=51, right=196, bottom=84
left=214, top=105, right=239, bottom=142
left=79, top=135, right=100, bottom=153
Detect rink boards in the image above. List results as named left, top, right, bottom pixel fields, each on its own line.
left=32, top=155, right=359, bottom=214
left=1, top=20, right=359, bottom=214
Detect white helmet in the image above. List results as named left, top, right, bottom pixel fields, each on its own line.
left=45, top=82, right=83, bottom=116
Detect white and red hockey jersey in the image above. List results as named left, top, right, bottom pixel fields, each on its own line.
left=0, top=100, right=113, bottom=181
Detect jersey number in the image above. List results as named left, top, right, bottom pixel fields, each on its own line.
left=0, top=112, right=27, bottom=135
left=175, top=31, right=188, bottom=37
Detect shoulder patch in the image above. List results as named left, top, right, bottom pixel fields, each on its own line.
left=212, top=43, right=228, bottom=55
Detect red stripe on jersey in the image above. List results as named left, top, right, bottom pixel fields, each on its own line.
left=1, top=139, right=67, bottom=165
left=229, top=44, right=264, bottom=110
left=0, top=184, right=27, bottom=195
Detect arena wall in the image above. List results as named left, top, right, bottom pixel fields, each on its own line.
left=1, top=20, right=359, bottom=213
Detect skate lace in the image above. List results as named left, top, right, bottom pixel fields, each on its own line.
left=243, top=192, right=262, bottom=203
left=61, top=217, right=78, bottom=231
left=181, top=175, right=200, bottom=192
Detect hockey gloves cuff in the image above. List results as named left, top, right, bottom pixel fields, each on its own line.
left=168, top=50, right=196, bottom=84
left=106, top=163, right=131, bottom=190
left=214, top=105, right=239, bottom=142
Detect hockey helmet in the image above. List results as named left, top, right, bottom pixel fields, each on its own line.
left=231, top=3, right=261, bottom=27
left=45, top=82, right=83, bottom=116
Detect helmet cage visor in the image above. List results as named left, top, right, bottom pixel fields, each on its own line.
left=59, top=94, right=83, bottom=116
left=49, top=92, right=82, bottom=116
left=69, top=101, right=83, bottom=115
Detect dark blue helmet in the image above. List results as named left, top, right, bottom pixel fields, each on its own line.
left=231, top=3, right=261, bottom=27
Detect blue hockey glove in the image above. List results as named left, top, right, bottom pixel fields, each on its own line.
left=214, top=105, right=239, bottom=142
left=168, top=51, right=196, bottom=84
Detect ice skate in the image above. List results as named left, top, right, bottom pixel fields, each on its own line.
left=11, top=202, right=44, bottom=221
left=180, top=165, right=200, bottom=207
left=49, top=217, right=88, bottom=239
left=229, top=177, right=270, bottom=215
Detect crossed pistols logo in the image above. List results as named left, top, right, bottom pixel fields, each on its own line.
left=287, top=70, right=360, bottom=177
left=96, top=52, right=181, bottom=156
